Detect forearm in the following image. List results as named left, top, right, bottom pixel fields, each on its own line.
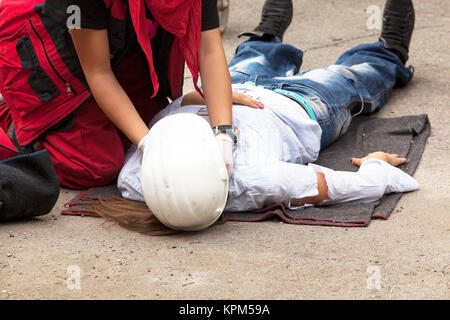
left=87, top=71, right=149, bottom=146
left=70, top=28, right=149, bottom=146
left=181, top=91, right=206, bottom=106
left=198, top=29, right=233, bottom=127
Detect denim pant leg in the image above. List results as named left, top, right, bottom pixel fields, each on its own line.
left=332, top=41, right=413, bottom=111
left=278, top=41, right=414, bottom=149
left=228, top=40, right=304, bottom=84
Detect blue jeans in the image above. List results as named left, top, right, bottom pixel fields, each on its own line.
left=228, top=40, right=414, bottom=149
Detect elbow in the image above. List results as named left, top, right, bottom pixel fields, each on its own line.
left=83, top=67, right=115, bottom=92
left=290, top=172, right=330, bottom=206
left=314, top=172, right=331, bottom=204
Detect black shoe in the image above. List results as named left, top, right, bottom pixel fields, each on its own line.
left=238, top=0, right=293, bottom=42
left=379, top=0, right=415, bottom=63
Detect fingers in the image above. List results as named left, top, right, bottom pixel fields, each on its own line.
left=351, top=153, right=408, bottom=167
left=387, top=153, right=407, bottom=166
left=232, top=92, right=264, bottom=109
left=393, top=157, right=408, bottom=166
left=350, top=157, right=364, bottom=167
left=250, top=99, right=265, bottom=109
left=243, top=97, right=264, bottom=109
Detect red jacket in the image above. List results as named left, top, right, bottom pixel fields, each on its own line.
left=0, top=0, right=201, bottom=147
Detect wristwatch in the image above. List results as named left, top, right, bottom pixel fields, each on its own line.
left=212, top=125, right=239, bottom=145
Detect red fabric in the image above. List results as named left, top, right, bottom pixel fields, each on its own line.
left=0, top=0, right=90, bottom=146
left=0, top=101, right=17, bottom=160
left=0, top=101, right=17, bottom=161
left=0, top=131, right=17, bottom=160
left=38, top=98, right=125, bottom=189
left=167, top=38, right=186, bottom=101
left=103, top=0, right=127, bottom=20
left=102, top=0, right=201, bottom=97
left=129, top=0, right=159, bottom=98
left=0, top=0, right=196, bottom=187
left=145, top=0, right=202, bottom=95
left=128, top=0, right=202, bottom=98
left=0, top=0, right=195, bottom=147
left=0, top=101, right=12, bottom=136
left=43, top=53, right=165, bottom=189
left=0, top=53, right=166, bottom=189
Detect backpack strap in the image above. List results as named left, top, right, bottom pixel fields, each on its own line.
left=7, top=122, right=35, bottom=155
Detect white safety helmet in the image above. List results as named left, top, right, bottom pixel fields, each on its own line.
left=140, top=113, right=229, bottom=231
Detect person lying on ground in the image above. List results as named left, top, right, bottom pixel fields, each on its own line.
left=91, top=0, right=418, bottom=234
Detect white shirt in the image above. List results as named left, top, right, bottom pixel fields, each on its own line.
left=118, top=84, right=419, bottom=211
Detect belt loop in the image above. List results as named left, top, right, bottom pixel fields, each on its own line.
left=243, top=75, right=259, bottom=86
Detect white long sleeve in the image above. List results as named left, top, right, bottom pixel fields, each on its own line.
left=225, top=161, right=320, bottom=212
left=309, top=158, right=419, bottom=206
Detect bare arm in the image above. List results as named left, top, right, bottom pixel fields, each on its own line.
left=70, top=29, right=149, bottom=146
left=198, top=28, right=233, bottom=127
left=182, top=91, right=264, bottom=109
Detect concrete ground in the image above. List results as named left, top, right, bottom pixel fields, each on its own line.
left=0, top=0, right=449, bottom=300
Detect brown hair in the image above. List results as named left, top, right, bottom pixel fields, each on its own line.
left=89, top=197, right=226, bottom=236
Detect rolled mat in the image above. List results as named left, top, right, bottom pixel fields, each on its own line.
left=62, top=114, right=430, bottom=227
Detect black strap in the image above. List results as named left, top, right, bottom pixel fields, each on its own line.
left=0, top=144, right=17, bottom=154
